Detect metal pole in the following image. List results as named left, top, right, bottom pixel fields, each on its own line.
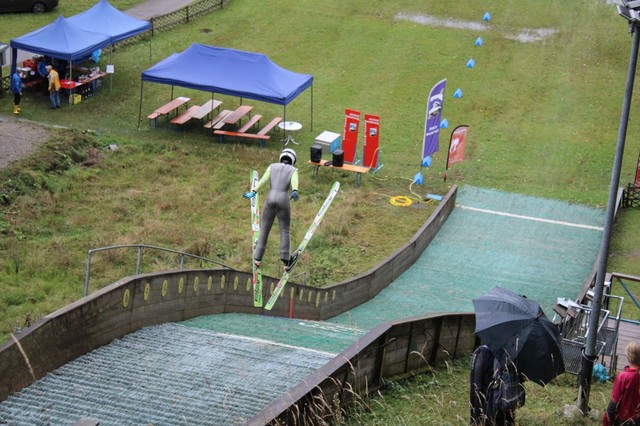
left=136, top=245, right=143, bottom=275
left=84, top=251, right=93, bottom=297
left=577, top=19, right=640, bottom=414
left=137, top=81, right=144, bottom=129
left=109, top=49, right=113, bottom=93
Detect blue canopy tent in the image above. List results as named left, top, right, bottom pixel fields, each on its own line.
left=68, top=0, right=150, bottom=44
left=68, top=0, right=151, bottom=90
left=10, top=1, right=150, bottom=88
left=137, top=43, right=314, bottom=129
left=10, top=16, right=111, bottom=74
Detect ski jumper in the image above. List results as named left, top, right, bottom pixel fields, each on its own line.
left=254, top=162, right=299, bottom=262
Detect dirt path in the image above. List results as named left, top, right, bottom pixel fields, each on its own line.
left=0, top=115, right=50, bottom=169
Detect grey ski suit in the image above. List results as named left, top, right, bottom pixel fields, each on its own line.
left=254, top=162, right=299, bottom=261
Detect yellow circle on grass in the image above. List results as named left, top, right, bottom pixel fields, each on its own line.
left=390, top=196, right=412, bottom=207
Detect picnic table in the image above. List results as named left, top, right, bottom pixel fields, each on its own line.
left=148, top=97, right=191, bottom=128
left=191, top=99, right=223, bottom=122
left=191, top=99, right=222, bottom=132
left=218, top=105, right=253, bottom=127
left=170, top=99, right=223, bottom=131
left=213, top=116, right=282, bottom=148
left=170, top=105, right=200, bottom=130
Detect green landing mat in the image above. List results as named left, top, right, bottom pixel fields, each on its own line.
left=329, top=186, right=605, bottom=330
left=182, top=313, right=366, bottom=354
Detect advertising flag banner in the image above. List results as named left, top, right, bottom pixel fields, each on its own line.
left=342, top=109, right=361, bottom=164
left=635, top=151, right=640, bottom=189
left=422, top=78, right=447, bottom=159
left=447, top=125, right=469, bottom=167
left=363, top=114, right=380, bottom=169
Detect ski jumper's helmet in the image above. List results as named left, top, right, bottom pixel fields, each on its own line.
left=280, top=148, right=297, bottom=165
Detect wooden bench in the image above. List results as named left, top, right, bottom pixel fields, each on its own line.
left=147, top=112, right=160, bottom=127
left=308, top=159, right=370, bottom=187
left=204, top=110, right=232, bottom=130
left=237, top=114, right=262, bottom=133
left=213, top=116, right=282, bottom=147
left=214, top=130, right=271, bottom=140
left=170, top=105, right=200, bottom=130
left=256, top=116, right=282, bottom=137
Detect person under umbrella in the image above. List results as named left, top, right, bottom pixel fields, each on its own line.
left=471, top=287, right=565, bottom=425
left=472, top=286, right=565, bottom=385
left=470, top=344, right=525, bottom=426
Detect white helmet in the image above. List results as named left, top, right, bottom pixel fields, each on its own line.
left=280, top=148, right=297, bottom=165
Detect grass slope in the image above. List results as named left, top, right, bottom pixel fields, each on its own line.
left=1, top=0, right=639, bottom=423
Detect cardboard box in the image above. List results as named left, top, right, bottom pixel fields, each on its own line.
left=315, top=131, right=341, bottom=154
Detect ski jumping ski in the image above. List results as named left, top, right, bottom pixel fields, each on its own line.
left=250, top=170, right=262, bottom=307
left=265, top=181, right=341, bottom=311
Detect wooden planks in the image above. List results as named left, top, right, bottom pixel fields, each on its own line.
left=221, top=105, right=253, bottom=126
left=257, top=116, right=282, bottom=136
left=237, top=114, right=262, bottom=133
left=308, top=159, right=370, bottom=174
left=155, top=96, right=190, bottom=115
left=149, top=96, right=191, bottom=129
left=190, top=99, right=222, bottom=121
left=213, top=130, right=271, bottom=140
left=204, top=110, right=232, bottom=129
left=612, top=320, right=640, bottom=371
left=212, top=115, right=282, bottom=147
left=170, top=105, right=200, bottom=126
left=308, top=159, right=370, bottom=187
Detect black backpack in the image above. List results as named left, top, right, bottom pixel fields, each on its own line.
left=488, top=358, right=526, bottom=413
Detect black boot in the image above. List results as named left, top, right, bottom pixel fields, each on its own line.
left=285, top=250, right=299, bottom=272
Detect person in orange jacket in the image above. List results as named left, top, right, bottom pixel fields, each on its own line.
left=46, top=65, right=60, bottom=109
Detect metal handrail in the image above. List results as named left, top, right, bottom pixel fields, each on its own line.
left=617, top=277, right=640, bottom=310
left=84, top=244, right=232, bottom=296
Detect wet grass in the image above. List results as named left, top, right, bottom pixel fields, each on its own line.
left=342, top=356, right=613, bottom=426
left=0, top=0, right=639, bottom=422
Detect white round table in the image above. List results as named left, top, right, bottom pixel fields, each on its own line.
left=278, top=121, right=302, bottom=146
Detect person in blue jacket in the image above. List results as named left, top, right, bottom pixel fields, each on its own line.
left=11, top=71, right=23, bottom=115
left=243, top=148, right=300, bottom=271
left=37, top=59, right=50, bottom=97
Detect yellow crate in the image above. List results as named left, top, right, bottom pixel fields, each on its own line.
left=69, top=93, right=82, bottom=104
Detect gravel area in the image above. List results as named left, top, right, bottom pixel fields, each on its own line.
left=0, top=115, right=50, bottom=169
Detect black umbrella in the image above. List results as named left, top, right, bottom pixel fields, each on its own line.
left=472, top=286, right=565, bottom=385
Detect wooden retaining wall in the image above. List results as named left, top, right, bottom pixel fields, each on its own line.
left=248, top=312, right=477, bottom=425
left=0, top=185, right=458, bottom=401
